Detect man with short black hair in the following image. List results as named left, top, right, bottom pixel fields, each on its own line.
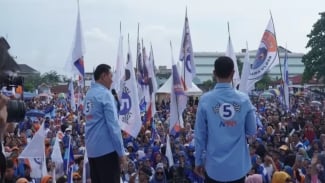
left=84, top=64, right=127, bottom=183
left=194, top=56, right=257, bottom=183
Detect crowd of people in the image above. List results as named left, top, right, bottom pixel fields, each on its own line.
left=1, top=83, right=325, bottom=183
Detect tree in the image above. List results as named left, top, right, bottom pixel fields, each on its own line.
left=255, top=74, right=273, bottom=90
left=302, top=12, right=325, bottom=83
left=23, top=74, right=42, bottom=91
left=41, top=70, right=61, bottom=85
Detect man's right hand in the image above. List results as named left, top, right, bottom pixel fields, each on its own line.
left=119, top=155, right=128, bottom=173
left=194, top=165, right=205, bottom=178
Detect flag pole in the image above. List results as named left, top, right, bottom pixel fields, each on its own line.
left=183, top=8, right=187, bottom=91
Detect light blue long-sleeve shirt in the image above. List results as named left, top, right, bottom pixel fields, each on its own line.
left=84, top=82, right=125, bottom=158
left=194, top=83, right=256, bottom=181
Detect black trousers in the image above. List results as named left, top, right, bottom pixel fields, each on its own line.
left=88, top=151, right=120, bottom=183
left=205, top=174, right=245, bottom=183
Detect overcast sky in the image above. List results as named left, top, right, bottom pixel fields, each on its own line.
left=0, top=0, right=324, bottom=76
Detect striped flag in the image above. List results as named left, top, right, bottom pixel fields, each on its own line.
left=65, top=2, right=85, bottom=80
left=247, top=16, right=280, bottom=90
left=179, top=10, right=195, bottom=90
left=118, top=37, right=142, bottom=138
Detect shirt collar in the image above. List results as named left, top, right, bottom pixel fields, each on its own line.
left=214, top=83, right=232, bottom=89
left=93, top=82, right=110, bottom=90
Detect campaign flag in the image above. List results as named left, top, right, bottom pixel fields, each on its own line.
left=247, top=17, right=280, bottom=89
left=283, top=49, right=290, bottom=110
left=68, top=80, right=76, bottom=112
left=112, top=33, right=124, bottom=94
left=170, top=42, right=187, bottom=133
left=145, top=45, right=158, bottom=125
left=51, top=136, right=64, bottom=180
left=239, top=43, right=251, bottom=93
left=19, top=122, right=48, bottom=178
left=141, top=45, right=151, bottom=112
left=118, top=38, right=142, bottom=138
left=65, top=3, right=85, bottom=79
left=225, top=29, right=240, bottom=88
left=165, top=135, right=174, bottom=167
left=63, top=136, right=74, bottom=175
left=179, top=10, right=195, bottom=90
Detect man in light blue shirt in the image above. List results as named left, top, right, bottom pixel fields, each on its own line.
left=84, top=64, right=127, bottom=183
left=194, top=56, right=257, bottom=183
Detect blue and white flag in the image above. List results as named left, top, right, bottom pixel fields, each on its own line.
left=19, top=122, right=48, bottom=178
left=179, top=10, right=195, bottom=90
left=65, top=3, right=85, bottom=79
left=170, top=42, right=187, bottom=133
left=118, top=38, right=142, bottom=138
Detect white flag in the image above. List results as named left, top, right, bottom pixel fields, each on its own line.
left=179, top=11, right=195, bottom=90
left=170, top=42, right=187, bottom=132
left=112, top=34, right=124, bottom=94
left=19, top=122, right=47, bottom=178
left=68, top=80, right=76, bottom=112
left=51, top=136, right=64, bottom=179
left=118, top=39, right=142, bottom=138
left=165, top=135, right=174, bottom=167
left=225, top=35, right=240, bottom=88
left=65, top=3, right=85, bottom=78
left=248, top=17, right=279, bottom=87
left=239, top=43, right=251, bottom=93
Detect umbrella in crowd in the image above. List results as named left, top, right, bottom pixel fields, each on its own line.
left=259, top=91, right=274, bottom=98
left=268, top=88, right=280, bottom=96
left=25, top=109, right=46, bottom=118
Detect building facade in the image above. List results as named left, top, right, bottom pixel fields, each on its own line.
left=194, top=47, right=305, bottom=84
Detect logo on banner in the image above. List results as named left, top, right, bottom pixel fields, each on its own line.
left=119, top=86, right=132, bottom=124
left=249, top=31, right=277, bottom=80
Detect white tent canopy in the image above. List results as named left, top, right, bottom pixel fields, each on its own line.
left=156, top=76, right=203, bottom=96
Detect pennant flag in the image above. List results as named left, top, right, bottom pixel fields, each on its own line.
left=112, top=32, right=124, bottom=94
left=68, top=80, right=76, bottom=112
left=239, top=42, right=251, bottom=93
left=179, top=10, right=196, bottom=90
left=165, top=135, right=174, bottom=167
left=65, top=3, right=85, bottom=79
left=82, top=149, right=88, bottom=183
left=51, top=136, right=64, bottom=180
left=19, top=122, right=47, bottom=178
left=118, top=37, right=142, bottom=138
left=282, top=48, right=290, bottom=110
left=225, top=24, right=240, bottom=88
left=170, top=42, right=187, bottom=133
left=247, top=16, right=280, bottom=89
